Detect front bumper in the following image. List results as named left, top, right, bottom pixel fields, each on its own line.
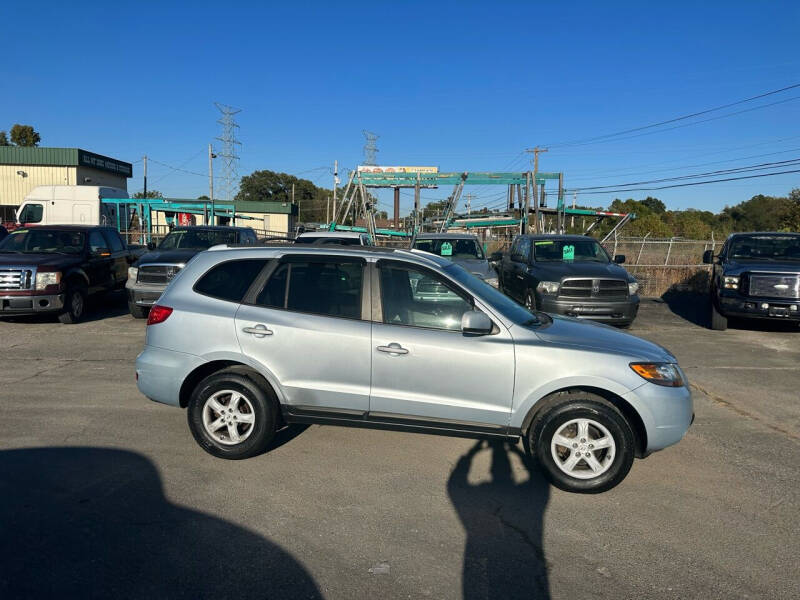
left=126, top=280, right=167, bottom=307
left=539, top=294, right=640, bottom=325
left=622, top=382, right=694, bottom=453
left=718, top=293, right=800, bottom=321
left=0, top=293, right=64, bottom=315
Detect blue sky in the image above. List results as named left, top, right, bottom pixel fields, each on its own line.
left=2, top=0, right=799, bottom=216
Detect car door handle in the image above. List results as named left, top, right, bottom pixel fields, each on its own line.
left=377, top=343, right=408, bottom=355
left=242, top=325, right=273, bottom=337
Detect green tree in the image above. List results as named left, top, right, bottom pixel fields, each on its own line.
left=0, top=131, right=9, bottom=146
left=9, top=124, right=41, bottom=147
left=640, top=196, right=666, bottom=214
left=197, top=195, right=210, bottom=201
left=133, top=190, right=163, bottom=199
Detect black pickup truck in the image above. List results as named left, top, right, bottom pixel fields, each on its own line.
left=0, top=225, right=142, bottom=323
left=497, top=234, right=640, bottom=327
left=704, top=232, right=800, bottom=330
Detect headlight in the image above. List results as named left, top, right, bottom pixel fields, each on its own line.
left=628, top=281, right=639, bottom=295
left=483, top=277, right=499, bottom=288
left=537, top=281, right=560, bottom=295
left=34, top=271, right=61, bottom=290
left=128, top=266, right=138, bottom=281
left=630, top=362, right=685, bottom=387
left=723, top=276, right=739, bottom=289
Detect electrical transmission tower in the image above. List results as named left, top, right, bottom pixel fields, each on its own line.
left=362, top=130, right=379, bottom=165
left=214, top=102, right=242, bottom=201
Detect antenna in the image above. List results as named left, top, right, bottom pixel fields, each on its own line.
left=214, top=102, right=242, bottom=201
left=362, top=130, right=379, bottom=165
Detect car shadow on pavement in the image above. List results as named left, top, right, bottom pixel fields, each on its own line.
left=447, top=439, right=551, bottom=600
left=0, top=447, right=322, bottom=599
left=662, top=291, right=799, bottom=332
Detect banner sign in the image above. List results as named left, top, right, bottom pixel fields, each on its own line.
left=357, top=165, right=439, bottom=174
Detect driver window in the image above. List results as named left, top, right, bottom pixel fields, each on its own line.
left=379, top=263, right=472, bottom=331
left=19, top=203, right=43, bottom=223
left=89, top=231, right=107, bottom=253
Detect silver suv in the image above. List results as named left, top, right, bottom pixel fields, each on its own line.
left=136, top=246, right=692, bottom=493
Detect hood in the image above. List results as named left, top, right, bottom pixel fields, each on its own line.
left=724, top=259, right=800, bottom=275
left=135, top=249, right=200, bottom=266
left=451, top=257, right=495, bottom=279
left=532, top=314, right=675, bottom=362
left=0, top=253, right=83, bottom=270
left=530, top=261, right=633, bottom=281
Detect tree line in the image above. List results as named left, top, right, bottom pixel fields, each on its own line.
left=0, top=124, right=41, bottom=147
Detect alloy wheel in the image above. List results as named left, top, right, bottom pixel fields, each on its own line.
left=202, top=390, right=256, bottom=445
left=550, top=418, right=616, bottom=479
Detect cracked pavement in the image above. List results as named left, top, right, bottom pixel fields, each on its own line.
left=0, top=295, right=798, bottom=599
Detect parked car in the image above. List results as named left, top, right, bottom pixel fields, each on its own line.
left=704, top=231, right=800, bottom=330
left=0, top=225, right=138, bottom=323
left=126, top=225, right=258, bottom=318
left=294, top=231, right=370, bottom=245
left=498, top=234, right=640, bottom=327
left=135, top=245, right=693, bottom=493
left=412, top=232, right=498, bottom=287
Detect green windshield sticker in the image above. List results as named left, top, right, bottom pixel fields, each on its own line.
left=440, top=242, right=453, bottom=256
left=562, top=244, right=575, bottom=260
left=534, top=240, right=553, bottom=245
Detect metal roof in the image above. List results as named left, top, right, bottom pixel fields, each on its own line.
left=0, top=147, right=132, bottom=177
left=414, top=232, right=480, bottom=240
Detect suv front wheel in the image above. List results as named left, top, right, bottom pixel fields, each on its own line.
left=528, top=392, right=635, bottom=493
left=188, top=371, right=277, bottom=459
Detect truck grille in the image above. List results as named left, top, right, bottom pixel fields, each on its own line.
left=137, top=265, right=182, bottom=285
left=0, top=268, right=34, bottom=291
left=747, top=274, right=800, bottom=299
left=559, top=278, right=628, bottom=300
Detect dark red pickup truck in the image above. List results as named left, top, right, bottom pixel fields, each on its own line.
left=0, top=225, right=142, bottom=323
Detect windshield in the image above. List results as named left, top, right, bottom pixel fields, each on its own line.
left=0, top=229, right=85, bottom=254
left=729, top=235, right=800, bottom=261
left=444, top=262, right=540, bottom=325
left=159, top=229, right=238, bottom=250
left=533, top=239, right=609, bottom=263
left=414, top=238, right=485, bottom=260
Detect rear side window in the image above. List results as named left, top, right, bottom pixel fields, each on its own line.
left=255, top=259, right=363, bottom=319
left=194, top=259, right=268, bottom=303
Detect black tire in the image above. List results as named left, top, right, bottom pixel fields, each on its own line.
left=527, top=391, right=635, bottom=494
left=187, top=371, right=277, bottom=460
left=710, top=299, right=728, bottom=331
left=128, top=301, right=149, bottom=319
left=58, top=285, right=87, bottom=324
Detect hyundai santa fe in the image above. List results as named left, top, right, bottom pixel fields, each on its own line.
left=135, top=245, right=693, bottom=493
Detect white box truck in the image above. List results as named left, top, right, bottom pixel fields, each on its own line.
left=16, top=185, right=129, bottom=227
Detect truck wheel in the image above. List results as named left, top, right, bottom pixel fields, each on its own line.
left=187, top=371, right=277, bottom=460
left=128, top=301, right=149, bottom=319
left=710, top=300, right=728, bottom=331
left=527, top=391, right=635, bottom=493
left=58, top=285, right=87, bottom=324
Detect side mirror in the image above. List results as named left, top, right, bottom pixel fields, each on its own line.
left=490, top=251, right=503, bottom=262
left=614, top=254, right=626, bottom=264
left=461, top=310, right=493, bottom=335
left=702, top=249, right=715, bottom=264
left=93, top=247, right=111, bottom=257
left=147, top=242, right=156, bottom=250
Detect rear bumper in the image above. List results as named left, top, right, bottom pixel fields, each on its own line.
left=136, top=345, right=206, bottom=407
left=0, top=293, right=64, bottom=315
left=718, top=294, right=800, bottom=320
left=126, top=280, right=166, bottom=307
left=539, top=294, right=640, bottom=324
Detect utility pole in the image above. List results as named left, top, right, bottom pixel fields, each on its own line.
left=208, top=144, right=216, bottom=225
left=526, top=146, right=548, bottom=233
left=142, top=155, right=148, bottom=199
left=141, top=155, right=147, bottom=240
left=326, top=195, right=330, bottom=224
left=464, top=192, right=475, bottom=216
left=332, top=160, right=338, bottom=224
left=292, top=183, right=296, bottom=205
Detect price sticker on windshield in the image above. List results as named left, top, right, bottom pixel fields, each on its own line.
left=562, top=244, right=575, bottom=260
left=440, top=242, right=453, bottom=256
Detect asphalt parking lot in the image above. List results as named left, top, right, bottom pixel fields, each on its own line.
left=1, top=296, right=798, bottom=599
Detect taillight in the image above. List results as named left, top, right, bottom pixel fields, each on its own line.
left=147, top=305, right=173, bottom=325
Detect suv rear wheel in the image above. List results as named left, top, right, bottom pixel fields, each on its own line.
left=527, top=391, right=635, bottom=493
left=187, top=371, right=276, bottom=459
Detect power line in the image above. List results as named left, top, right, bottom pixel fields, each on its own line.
left=545, top=82, right=800, bottom=149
